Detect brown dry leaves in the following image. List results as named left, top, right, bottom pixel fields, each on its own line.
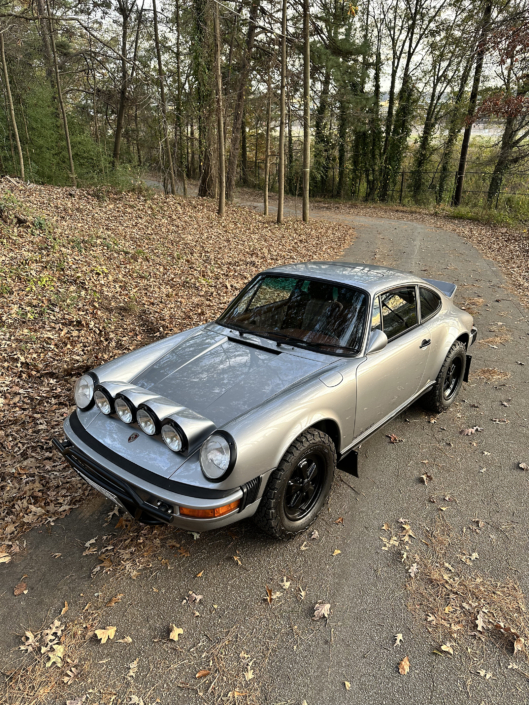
left=0, top=180, right=352, bottom=546
left=384, top=517, right=529, bottom=663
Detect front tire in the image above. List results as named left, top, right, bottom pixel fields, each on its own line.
left=254, top=428, right=336, bottom=539
left=422, top=340, right=466, bottom=414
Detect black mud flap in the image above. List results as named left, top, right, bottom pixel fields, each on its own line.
left=337, top=449, right=358, bottom=477
left=464, top=354, right=472, bottom=383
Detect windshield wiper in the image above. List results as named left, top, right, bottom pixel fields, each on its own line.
left=265, top=331, right=350, bottom=352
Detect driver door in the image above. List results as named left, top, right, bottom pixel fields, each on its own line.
left=354, top=286, right=431, bottom=438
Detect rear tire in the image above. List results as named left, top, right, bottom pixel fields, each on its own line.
left=422, top=341, right=466, bottom=414
left=254, top=428, right=336, bottom=540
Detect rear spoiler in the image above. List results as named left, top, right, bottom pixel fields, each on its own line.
left=423, top=278, right=457, bottom=298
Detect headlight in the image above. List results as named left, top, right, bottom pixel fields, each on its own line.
left=137, top=407, right=159, bottom=436
left=74, top=374, right=95, bottom=410
left=115, top=396, right=134, bottom=424
left=199, top=432, right=236, bottom=481
left=161, top=421, right=187, bottom=453
left=94, top=388, right=113, bottom=415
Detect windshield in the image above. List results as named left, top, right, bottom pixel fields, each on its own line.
left=217, top=274, right=368, bottom=355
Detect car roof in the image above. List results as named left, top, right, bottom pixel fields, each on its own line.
left=264, top=261, right=425, bottom=296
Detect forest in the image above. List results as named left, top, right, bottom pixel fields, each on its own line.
left=1, top=0, right=528, bottom=220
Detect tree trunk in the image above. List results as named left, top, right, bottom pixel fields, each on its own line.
left=277, top=0, right=287, bottom=224
left=313, top=69, right=331, bottom=196
left=225, top=0, right=260, bottom=202
left=287, top=96, right=293, bottom=195
left=302, top=0, right=310, bottom=222
left=337, top=97, right=347, bottom=198
left=487, top=116, right=515, bottom=203
left=436, top=53, right=473, bottom=204
left=213, top=1, right=225, bottom=216
left=176, top=0, right=187, bottom=195
left=365, top=44, right=382, bottom=200
left=241, top=108, right=248, bottom=185
left=46, top=0, right=76, bottom=187
left=35, top=0, right=55, bottom=86
left=411, top=84, right=438, bottom=200
left=0, top=32, right=24, bottom=180
left=153, top=0, right=177, bottom=195
left=112, top=1, right=131, bottom=168
left=264, top=74, right=272, bottom=216
left=453, top=1, right=492, bottom=206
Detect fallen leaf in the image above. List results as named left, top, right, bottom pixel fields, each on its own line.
left=514, top=637, right=524, bottom=654
left=460, top=427, right=483, bottom=436
left=84, top=537, right=97, bottom=548
left=117, top=636, right=133, bottom=643
left=386, top=433, right=403, bottom=443
left=265, top=586, right=273, bottom=605
left=334, top=517, right=344, bottom=524
left=476, top=612, right=486, bottom=632
left=196, top=669, right=211, bottom=678
left=95, top=626, right=116, bottom=644
left=333, top=549, right=341, bottom=556
left=344, top=681, right=351, bottom=690
left=310, top=530, right=319, bottom=540
left=441, top=644, right=453, bottom=655
left=233, top=555, right=242, bottom=565
left=14, top=582, right=27, bottom=596
left=519, top=463, right=529, bottom=471
left=280, top=577, right=291, bottom=590
left=196, top=570, right=204, bottom=577
left=313, top=602, right=331, bottom=620
left=169, top=625, right=183, bottom=641
left=394, top=633, right=403, bottom=646
left=61, top=601, right=68, bottom=615
left=128, top=658, right=138, bottom=678
left=106, top=594, right=124, bottom=607
left=408, top=563, right=418, bottom=578
left=421, top=473, right=433, bottom=485
left=398, top=656, right=410, bottom=675
left=187, top=591, right=203, bottom=604
left=300, top=541, right=309, bottom=550
left=66, top=696, right=85, bottom=705
left=245, top=666, right=254, bottom=681
left=46, top=644, right=65, bottom=668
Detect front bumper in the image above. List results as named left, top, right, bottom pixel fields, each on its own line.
left=53, top=414, right=264, bottom=530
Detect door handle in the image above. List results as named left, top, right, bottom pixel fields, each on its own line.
left=420, top=338, right=431, bottom=349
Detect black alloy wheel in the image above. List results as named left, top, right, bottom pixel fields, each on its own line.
left=443, top=358, right=463, bottom=400
left=422, top=340, right=467, bottom=414
left=284, top=454, right=324, bottom=521
left=253, top=428, right=336, bottom=539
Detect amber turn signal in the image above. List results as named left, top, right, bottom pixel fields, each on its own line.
left=179, top=500, right=240, bottom=519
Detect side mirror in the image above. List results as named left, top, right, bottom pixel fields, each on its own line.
left=366, top=329, right=388, bottom=355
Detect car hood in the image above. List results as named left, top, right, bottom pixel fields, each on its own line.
left=131, top=329, right=331, bottom=427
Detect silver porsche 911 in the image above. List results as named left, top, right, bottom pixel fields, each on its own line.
left=53, top=262, right=477, bottom=538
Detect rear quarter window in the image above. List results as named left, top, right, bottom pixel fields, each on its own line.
left=420, top=287, right=442, bottom=321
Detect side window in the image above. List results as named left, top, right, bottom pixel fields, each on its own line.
left=420, top=287, right=441, bottom=322
left=381, top=287, right=418, bottom=341
left=371, top=296, right=381, bottom=330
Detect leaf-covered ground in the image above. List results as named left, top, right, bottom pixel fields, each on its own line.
left=0, top=178, right=353, bottom=552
